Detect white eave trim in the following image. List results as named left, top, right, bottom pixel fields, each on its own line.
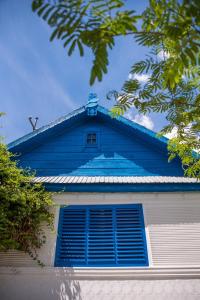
left=32, top=176, right=200, bottom=184
left=1, top=266, right=200, bottom=279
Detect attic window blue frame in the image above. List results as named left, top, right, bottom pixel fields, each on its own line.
left=86, top=133, right=97, bottom=145
left=85, top=132, right=98, bottom=148
left=54, top=204, right=149, bottom=267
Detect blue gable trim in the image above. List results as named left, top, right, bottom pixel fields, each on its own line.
left=8, top=106, right=86, bottom=154
left=44, top=183, right=200, bottom=192
left=97, top=107, right=170, bottom=155
left=97, top=106, right=168, bottom=145
left=8, top=105, right=169, bottom=154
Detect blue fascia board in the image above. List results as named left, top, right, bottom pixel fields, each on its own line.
left=97, top=106, right=198, bottom=159
left=97, top=106, right=168, bottom=149
left=44, top=183, right=200, bottom=192
left=8, top=106, right=86, bottom=153
left=8, top=105, right=169, bottom=154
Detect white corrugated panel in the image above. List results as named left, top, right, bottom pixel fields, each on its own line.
left=150, top=225, right=200, bottom=265
left=145, top=199, right=200, bottom=266
left=0, top=250, right=38, bottom=267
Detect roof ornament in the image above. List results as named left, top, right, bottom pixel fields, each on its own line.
left=86, top=92, right=98, bottom=116
left=28, top=117, right=39, bottom=131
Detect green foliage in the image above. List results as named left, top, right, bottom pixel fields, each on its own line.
left=110, top=0, right=200, bottom=178
left=32, top=0, right=200, bottom=178
left=0, top=142, right=54, bottom=265
left=168, top=136, right=200, bottom=178
left=32, top=0, right=138, bottom=85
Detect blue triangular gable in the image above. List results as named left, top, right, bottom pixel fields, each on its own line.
left=8, top=105, right=184, bottom=177
left=8, top=105, right=168, bottom=153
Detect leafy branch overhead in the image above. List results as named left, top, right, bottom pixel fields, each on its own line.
left=32, top=0, right=138, bottom=85
left=32, top=0, right=200, bottom=178
left=109, top=0, right=200, bottom=178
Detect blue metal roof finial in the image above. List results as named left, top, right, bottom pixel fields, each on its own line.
left=86, top=92, right=98, bottom=116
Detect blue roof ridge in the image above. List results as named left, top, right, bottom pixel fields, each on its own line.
left=8, top=104, right=168, bottom=151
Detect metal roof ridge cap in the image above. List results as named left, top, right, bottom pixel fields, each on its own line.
left=33, top=175, right=200, bottom=184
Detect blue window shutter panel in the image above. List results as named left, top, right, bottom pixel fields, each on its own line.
left=55, top=204, right=149, bottom=267
left=55, top=207, right=87, bottom=266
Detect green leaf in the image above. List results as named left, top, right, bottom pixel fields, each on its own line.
left=63, top=35, right=76, bottom=48
left=122, top=79, right=140, bottom=93
left=77, top=40, right=84, bottom=56
left=37, top=3, right=50, bottom=17
left=90, top=66, right=96, bottom=86
left=42, top=6, right=55, bottom=21
left=50, top=27, right=59, bottom=42
left=68, top=39, right=77, bottom=56
left=32, top=0, right=43, bottom=12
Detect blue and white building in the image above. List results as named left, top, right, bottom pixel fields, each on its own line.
left=1, top=94, right=200, bottom=300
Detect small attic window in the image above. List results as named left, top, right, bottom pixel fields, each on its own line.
left=86, top=133, right=97, bottom=145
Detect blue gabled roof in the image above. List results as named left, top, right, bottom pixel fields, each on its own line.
left=8, top=104, right=168, bottom=154
left=8, top=106, right=85, bottom=153
left=97, top=106, right=168, bottom=146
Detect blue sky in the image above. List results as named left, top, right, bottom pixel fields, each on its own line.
left=0, top=0, right=167, bottom=143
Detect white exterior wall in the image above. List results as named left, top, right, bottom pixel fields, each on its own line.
left=1, top=274, right=200, bottom=300
left=1, top=191, right=200, bottom=300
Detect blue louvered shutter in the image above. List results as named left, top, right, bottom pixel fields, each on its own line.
left=55, top=204, right=148, bottom=267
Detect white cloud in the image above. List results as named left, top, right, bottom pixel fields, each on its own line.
left=157, top=50, right=170, bottom=60
left=128, top=73, right=150, bottom=83
left=165, top=124, right=198, bottom=140
left=125, top=111, right=154, bottom=130
left=165, top=127, right=178, bottom=139
left=134, top=114, right=154, bottom=130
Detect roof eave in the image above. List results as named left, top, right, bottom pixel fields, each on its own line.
left=8, top=106, right=86, bottom=153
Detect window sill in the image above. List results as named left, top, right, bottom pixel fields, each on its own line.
left=1, top=266, right=200, bottom=279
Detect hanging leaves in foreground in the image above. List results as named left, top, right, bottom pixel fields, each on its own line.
left=32, top=0, right=138, bottom=85
left=32, top=0, right=200, bottom=178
